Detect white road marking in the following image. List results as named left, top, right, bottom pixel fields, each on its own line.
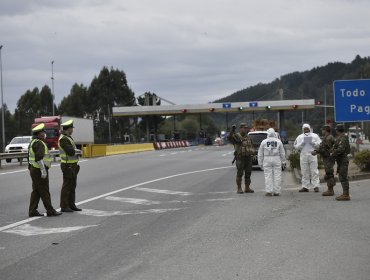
left=105, top=196, right=162, bottom=205
left=78, top=208, right=185, bottom=217
left=106, top=196, right=238, bottom=205
left=205, top=198, right=236, bottom=202
left=0, top=165, right=233, bottom=232
left=135, top=187, right=193, bottom=196
left=4, top=224, right=97, bottom=236
left=222, top=151, right=233, bottom=157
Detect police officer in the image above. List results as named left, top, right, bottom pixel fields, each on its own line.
left=312, top=125, right=336, bottom=196
left=28, top=123, right=62, bottom=217
left=331, top=124, right=351, bottom=201
left=59, top=120, right=82, bottom=212
left=227, top=123, right=255, bottom=194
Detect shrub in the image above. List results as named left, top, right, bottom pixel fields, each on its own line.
left=353, top=150, right=370, bottom=171
left=288, top=152, right=300, bottom=170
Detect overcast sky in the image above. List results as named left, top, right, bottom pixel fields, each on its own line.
left=1, top=0, right=370, bottom=112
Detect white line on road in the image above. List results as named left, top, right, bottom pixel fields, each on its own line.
left=4, top=224, right=98, bottom=236
left=105, top=196, right=163, bottom=205
left=0, top=165, right=233, bottom=232
left=0, top=160, right=89, bottom=176
left=77, top=208, right=185, bottom=217
left=135, top=187, right=193, bottom=196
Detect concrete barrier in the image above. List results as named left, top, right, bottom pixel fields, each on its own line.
left=106, top=143, right=155, bottom=156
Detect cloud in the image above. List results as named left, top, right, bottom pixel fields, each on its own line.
left=1, top=0, right=370, bottom=111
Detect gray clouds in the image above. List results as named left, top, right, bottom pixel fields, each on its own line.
left=1, top=0, right=370, bottom=111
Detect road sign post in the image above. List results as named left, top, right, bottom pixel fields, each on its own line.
left=333, top=79, right=370, bottom=122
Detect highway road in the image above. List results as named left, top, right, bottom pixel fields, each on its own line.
left=0, top=146, right=369, bottom=280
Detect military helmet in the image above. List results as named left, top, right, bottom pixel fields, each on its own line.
left=239, top=122, right=249, bottom=128
left=61, top=119, right=74, bottom=130
left=322, top=124, right=331, bottom=132
left=32, top=123, right=46, bottom=135
left=335, top=124, right=345, bottom=132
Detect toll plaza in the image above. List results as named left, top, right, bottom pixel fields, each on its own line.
left=112, top=99, right=315, bottom=136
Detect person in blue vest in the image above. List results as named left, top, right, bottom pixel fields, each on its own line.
left=59, top=120, right=81, bottom=212
left=28, top=123, right=62, bottom=217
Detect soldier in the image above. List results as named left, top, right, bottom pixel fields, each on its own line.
left=28, top=123, right=62, bottom=217
left=227, top=123, right=255, bottom=194
left=312, top=125, right=336, bottom=196
left=59, top=120, right=82, bottom=212
left=331, top=124, right=351, bottom=201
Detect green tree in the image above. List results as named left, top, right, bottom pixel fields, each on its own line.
left=39, top=85, right=53, bottom=115
left=58, top=83, right=89, bottom=117
left=13, top=87, right=41, bottom=136
left=87, top=67, right=135, bottom=143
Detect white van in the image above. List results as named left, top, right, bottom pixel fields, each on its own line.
left=4, top=136, right=32, bottom=163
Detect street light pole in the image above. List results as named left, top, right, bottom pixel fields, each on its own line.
left=0, top=45, right=5, bottom=152
left=51, top=60, right=55, bottom=115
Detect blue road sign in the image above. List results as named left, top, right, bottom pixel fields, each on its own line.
left=249, top=102, right=258, bottom=107
left=222, top=103, right=231, bottom=109
left=333, top=79, right=370, bottom=122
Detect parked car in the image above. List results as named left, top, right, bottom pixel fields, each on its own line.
left=4, top=136, right=32, bottom=163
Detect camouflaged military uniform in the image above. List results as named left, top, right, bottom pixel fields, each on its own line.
left=228, top=124, right=255, bottom=193
left=316, top=133, right=336, bottom=195
left=332, top=128, right=351, bottom=201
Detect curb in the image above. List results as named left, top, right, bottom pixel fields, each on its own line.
left=292, top=168, right=370, bottom=183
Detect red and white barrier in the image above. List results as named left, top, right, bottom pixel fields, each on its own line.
left=153, top=141, right=191, bottom=150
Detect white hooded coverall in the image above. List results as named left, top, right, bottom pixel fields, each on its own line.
left=293, top=124, right=321, bottom=190
left=258, top=128, right=286, bottom=194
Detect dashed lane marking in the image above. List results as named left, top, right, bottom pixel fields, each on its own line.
left=3, top=224, right=98, bottom=236
left=135, top=187, right=193, bottom=196
left=77, top=208, right=185, bottom=217
left=105, top=196, right=164, bottom=205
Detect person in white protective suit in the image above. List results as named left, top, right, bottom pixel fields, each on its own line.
left=293, top=123, right=322, bottom=192
left=258, top=128, right=286, bottom=196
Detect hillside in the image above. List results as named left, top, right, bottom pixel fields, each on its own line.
left=212, top=55, right=370, bottom=137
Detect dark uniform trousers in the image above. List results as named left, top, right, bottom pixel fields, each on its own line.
left=236, top=155, right=252, bottom=186
left=29, top=166, right=54, bottom=215
left=60, top=163, right=80, bottom=209
left=322, top=156, right=336, bottom=187
left=336, top=156, right=349, bottom=190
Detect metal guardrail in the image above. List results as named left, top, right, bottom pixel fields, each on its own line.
left=0, top=152, right=28, bottom=168
left=0, top=149, right=81, bottom=169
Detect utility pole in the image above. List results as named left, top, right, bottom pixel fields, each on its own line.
left=324, top=87, right=327, bottom=124
left=51, top=61, right=55, bottom=115
left=0, top=45, right=5, bottom=152
left=107, top=104, right=112, bottom=144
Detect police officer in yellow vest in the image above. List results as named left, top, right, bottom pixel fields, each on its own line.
left=28, top=123, right=62, bottom=217
left=59, top=120, right=81, bottom=212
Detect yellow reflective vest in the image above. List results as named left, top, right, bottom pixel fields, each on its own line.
left=58, top=134, right=79, bottom=164
left=28, top=139, right=52, bottom=168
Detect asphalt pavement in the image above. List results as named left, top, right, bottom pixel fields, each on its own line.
left=0, top=145, right=369, bottom=280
